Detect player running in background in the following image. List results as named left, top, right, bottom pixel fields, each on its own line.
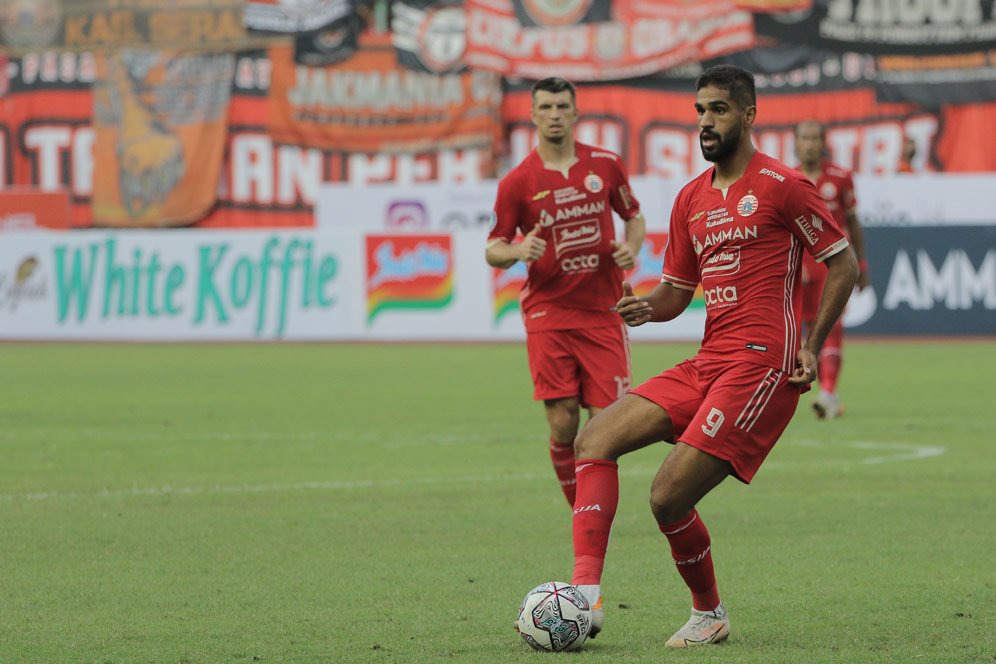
left=568, top=65, right=858, bottom=646
left=794, top=121, right=871, bottom=419
left=486, top=77, right=645, bottom=508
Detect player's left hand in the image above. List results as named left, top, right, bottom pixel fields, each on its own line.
left=611, top=240, right=637, bottom=270
left=788, top=348, right=819, bottom=385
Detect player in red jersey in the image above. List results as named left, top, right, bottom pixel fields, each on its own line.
left=794, top=121, right=871, bottom=419
left=567, top=66, right=858, bottom=646
left=486, top=77, right=645, bottom=508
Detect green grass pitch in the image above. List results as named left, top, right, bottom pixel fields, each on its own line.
left=1, top=341, right=993, bottom=663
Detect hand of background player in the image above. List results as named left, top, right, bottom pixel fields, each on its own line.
left=615, top=282, right=652, bottom=327
left=516, top=225, right=546, bottom=262
left=788, top=348, right=818, bottom=385
left=611, top=240, right=637, bottom=270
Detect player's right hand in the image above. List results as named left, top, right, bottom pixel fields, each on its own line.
left=517, top=224, right=547, bottom=262
left=615, top=281, right=653, bottom=327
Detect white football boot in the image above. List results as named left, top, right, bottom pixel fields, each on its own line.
left=665, top=603, right=731, bottom=648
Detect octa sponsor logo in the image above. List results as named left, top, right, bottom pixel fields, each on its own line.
left=704, top=285, right=738, bottom=306
left=561, top=254, right=600, bottom=272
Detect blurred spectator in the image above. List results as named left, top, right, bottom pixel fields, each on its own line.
left=897, top=137, right=916, bottom=173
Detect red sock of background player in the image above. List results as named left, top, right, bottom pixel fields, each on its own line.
left=572, top=459, right=618, bottom=601
left=549, top=438, right=576, bottom=506
left=659, top=510, right=721, bottom=611
left=819, top=348, right=842, bottom=394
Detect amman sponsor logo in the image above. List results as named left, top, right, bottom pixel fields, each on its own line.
left=554, top=219, right=601, bottom=257
left=695, top=225, right=759, bottom=254
left=539, top=209, right=555, bottom=227
left=555, top=200, right=605, bottom=221
left=366, top=235, right=453, bottom=323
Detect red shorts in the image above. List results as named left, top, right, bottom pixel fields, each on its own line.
left=630, top=357, right=801, bottom=483
left=526, top=325, right=631, bottom=409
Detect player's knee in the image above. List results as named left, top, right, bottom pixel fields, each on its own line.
left=649, top=486, right=692, bottom=526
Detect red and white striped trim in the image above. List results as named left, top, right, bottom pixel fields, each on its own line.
left=815, top=238, right=850, bottom=262
left=735, top=369, right=779, bottom=432
left=782, top=236, right=802, bottom=373
left=661, top=272, right=698, bottom=291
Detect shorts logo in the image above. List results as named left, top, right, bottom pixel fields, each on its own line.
left=532, top=190, right=551, bottom=201
left=583, top=173, right=603, bottom=193
left=553, top=218, right=601, bottom=257
left=736, top=195, right=758, bottom=217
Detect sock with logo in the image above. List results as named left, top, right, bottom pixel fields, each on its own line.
left=571, top=459, right=619, bottom=585
left=549, top=438, right=577, bottom=507
left=659, top=509, right=721, bottom=612
left=819, top=323, right=844, bottom=394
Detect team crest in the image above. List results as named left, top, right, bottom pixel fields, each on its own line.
left=821, top=182, right=837, bottom=200
left=584, top=173, right=604, bottom=193
left=736, top=194, right=758, bottom=217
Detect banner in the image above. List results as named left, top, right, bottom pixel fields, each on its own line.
left=391, top=0, right=467, bottom=73
left=0, top=0, right=263, bottom=53
left=874, top=51, right=996, bottom=105
left=843, top=226, right=996, bottom=336
left=243, top=0, right=354, bottom=34
left=465, top=0, right=755, bottom=81
left=267, top=37, right=504, bottom=154
left=754, top=0, right=996, bottom=55
left=502, top=85, right=996, bottom=176
left=0, top=189, right=71, bottom=230
left=91, top=50, right=234, bottom=227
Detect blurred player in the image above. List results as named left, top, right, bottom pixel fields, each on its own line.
left=486, top=77, right=645, bottom=508
left=897, top=136, right=916, bottom=173
left=794, top=121, right=871, bottom=419
left=568, top=65, right=858, bottom=646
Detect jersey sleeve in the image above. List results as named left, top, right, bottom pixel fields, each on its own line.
left=660, top=189, right=699, bottom=291
left=609, top=158, right=640, bottom=220
left=488, top=175, right=523, bottom=244
left=782, top=176, right=850, bottom=264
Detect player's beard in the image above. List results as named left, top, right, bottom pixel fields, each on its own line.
left=700, top=123, right=742, bottom=163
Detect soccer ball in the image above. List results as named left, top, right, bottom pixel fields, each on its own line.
left=515, top=582, right=592, bottom=652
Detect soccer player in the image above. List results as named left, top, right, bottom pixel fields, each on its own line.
left=486, top=77, right=645, bottom=507
left=794, top=121, right=871, bottom=419
left=568, top=65, right=858, bottom=646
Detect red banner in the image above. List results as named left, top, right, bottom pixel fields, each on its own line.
left=465, top=0, right=755, bottom=81
left=268, top=35, right=503, bottom=154
left=502, top=85, right=996, bottom=175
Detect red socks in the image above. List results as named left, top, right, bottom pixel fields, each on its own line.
left=660, top=510, right=721, bottom=611
left=549, top=439, right=577, bottom=506
left=819, top=321, right=844, bottom=394
left=571, top=459, right=619, bottom=585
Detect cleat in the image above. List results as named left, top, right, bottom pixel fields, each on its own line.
left=812, top=391, right=843, bottom=420
left=665, top=603, right=730, bottom=648
left=588, top=596, right=604, bottom=639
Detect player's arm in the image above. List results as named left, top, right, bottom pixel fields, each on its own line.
left=611, top=213, right=646, bottom=270
left=485, top=225, right=545, bottom=269
left=844, top=210, right=870, bottom=290
left=615, top=280, right=694, bottom=327
left=790, top=248, right=859, bottom=385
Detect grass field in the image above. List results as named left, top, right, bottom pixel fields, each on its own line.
left=1, top=341, right=993, bottom=663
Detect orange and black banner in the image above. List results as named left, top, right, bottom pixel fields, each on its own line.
left=465, top=0, right=755, bottom=81
left=91, top=50, right=233, bottom=227
left=0, top=0, right=270, bottom=54
left=268, top=35, right=503, bottom=154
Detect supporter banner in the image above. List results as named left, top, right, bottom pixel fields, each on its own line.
left=502, top=86, right=996, bottom=175
left=754, top=0, right=996, bottom=55
left=732, top=0, right=810, bottom=10
left=268, top=37, right=503, bottom=154
left=843, top=226, right=996, bottom=335
left=91, top=51, right=234, bottom=227
left=244, top=0, right=353, bottom=34
left=0, top=0, right=262, bottom=53
left=874, top=52, right=996, bottom=105
left=0, top=189, right=71, bottom=230
left=391, top=0, right=467, bottom=73
left=464, top=0, right=755, bottom=81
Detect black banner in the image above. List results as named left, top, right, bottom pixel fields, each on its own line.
left=874, top=51, right=996, bottom=106
left=754, top=0, right=996, bottom=56
left=391, top=0, right=466, bottom=73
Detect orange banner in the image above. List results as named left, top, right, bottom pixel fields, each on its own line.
left=91, top=50, right=233, bottom=227
left=268, top=36, right=503, bottom=154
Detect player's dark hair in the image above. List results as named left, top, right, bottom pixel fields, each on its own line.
left=531, top=77, right=576, bottom=102
left=795, top=120, right=826, bottom=140
left=696, top=65, right=756, bottom=110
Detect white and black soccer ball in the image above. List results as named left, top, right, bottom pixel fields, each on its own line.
left=516, top=582, right=592, bottom=652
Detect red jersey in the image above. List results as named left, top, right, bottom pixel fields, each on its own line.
left=662, top=151, right=849, bottom=374
left=489, top=142, right=641, bottom=332
left=802, top=161, right=856, bottom=278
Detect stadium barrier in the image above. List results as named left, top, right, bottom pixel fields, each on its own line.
left=0, top=176, right=992, bottom=340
